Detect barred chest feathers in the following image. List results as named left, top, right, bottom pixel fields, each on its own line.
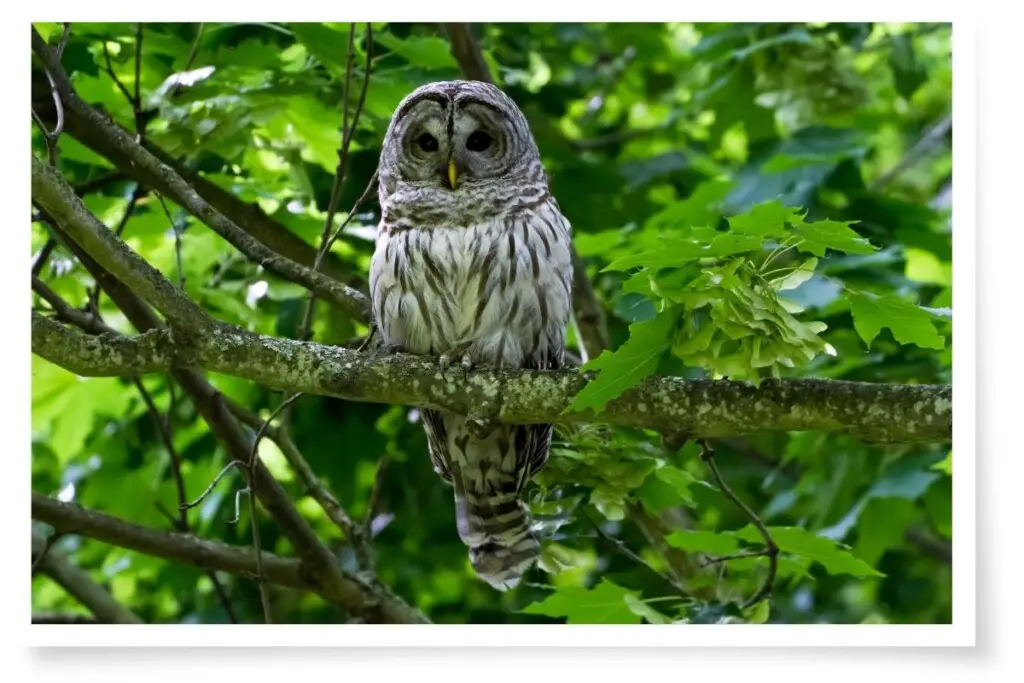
left=370, top=200, right=573, bottom=369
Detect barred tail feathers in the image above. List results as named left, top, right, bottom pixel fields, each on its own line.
left=446, top=419, right=541, bottom=591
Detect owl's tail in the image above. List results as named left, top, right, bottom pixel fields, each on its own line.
left=453, top=481, right=541, bottom=591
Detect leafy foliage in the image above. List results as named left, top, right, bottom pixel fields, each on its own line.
left=31, top=21, right=952, bottom=625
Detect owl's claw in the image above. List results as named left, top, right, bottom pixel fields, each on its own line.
left=369, top=341, right=403, bottom=359
left=439, top=345, right=474, bottom=381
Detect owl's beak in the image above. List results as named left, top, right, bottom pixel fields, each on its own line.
left=447, top=158, right=458, bottom=190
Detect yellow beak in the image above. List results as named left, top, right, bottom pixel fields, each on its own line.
left=447, top=159, right=458, bottom=190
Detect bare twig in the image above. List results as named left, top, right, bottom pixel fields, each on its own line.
left=871, top=114, right=952, bottom=191
left=224, top=398, right=360, bottom=538
left=180, top=461, right=245, bottom=512
left=298, top=22, right=374, bottom=343
left=31, top=23, right=71, bottom=166
left=155, top=192, right=186, bottom=289
left=133, top=379, right=188, bottom=528
left=697, top=439, right=778, bottom=609
left=133, top=23, right=145, bottom=141
left=365, top=456, right=390, bottom=533
left=584, top=510, right=690, bottom=598
left=101, top=41, right=137, bottom=111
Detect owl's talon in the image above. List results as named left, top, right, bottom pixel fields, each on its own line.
left=439, top=344, right=473, bottom=381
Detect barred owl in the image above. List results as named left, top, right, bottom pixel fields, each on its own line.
left=370, top=81, right=573, bottom=590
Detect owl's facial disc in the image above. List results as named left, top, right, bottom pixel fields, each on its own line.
left=397, top=95, right=511, bottom=191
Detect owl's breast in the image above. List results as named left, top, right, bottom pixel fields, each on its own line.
left=370, top=208, right=572, bottom=367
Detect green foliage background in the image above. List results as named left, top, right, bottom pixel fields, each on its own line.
left=31, top=22, right=952, bottom=625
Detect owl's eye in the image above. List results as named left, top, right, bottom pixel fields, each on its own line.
left=466, top=130, right=493, bottom=152
left=417, top=133, right=439, bottom=152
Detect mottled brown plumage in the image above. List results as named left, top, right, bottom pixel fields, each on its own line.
left=371, top=81, right=572, bottom=590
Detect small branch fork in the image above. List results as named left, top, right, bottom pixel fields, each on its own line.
left=31, top=23, right=72, bottom=167
left=697, top=439, right=778, bottom=610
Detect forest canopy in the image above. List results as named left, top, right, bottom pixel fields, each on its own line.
left=30, top=21, right=952, bottom=626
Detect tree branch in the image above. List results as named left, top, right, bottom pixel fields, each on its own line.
left=31, top=28, right=371, bottom=322
left=441, top=23, right=493, bottom=83
left=32, top=156, right=211, bottom=335
left=32, top=529, right=144, bottom=624
left=32, top=493, right=427, bottom=623
left=35, top=219, right=425, bottom=625
left=32, top=313, right=952, bottom=444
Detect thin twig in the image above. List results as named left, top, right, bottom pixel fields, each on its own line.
left=102, top=41, right=136, bottom=109
left=224, top=398, right=360, bottom=538
left=364, top=456, right=389, bottom=534
left=133, top=23, right=144, bottom=141
left=183, top=23, right=205, bottom=71
left=31, top=532, right=64, bottom=576
left=133, top=379, right=188, bottom=528
left=155, top=193, right=186, bottom=289
left=320, top=172, right=379, bottom=262
left=871, top=114, right=952, bottom=191
left=180, top=461, right=245, bottom=511
left=31, top=24, right=71, bottom=166
left=240, top=391, right=301, bottom=624
left=297, top=23, right=374, bottom=344
left=697, top=439, right=778, bottom=609
left=584, top=509, right=691, bottom=598
left=245, top=478, right=272, bottom=623
left=86, top=185, right=145, bottom=314
left=32, top=240, right=58, bottom=278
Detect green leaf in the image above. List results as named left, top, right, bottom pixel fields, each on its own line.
left=769, top=257, right=818, bottom=291
left=623, top=595, right=673, bottom=624
left=666, top=530, right=741, bottom=555
left=635, top=465, right=699, bottom=511
left=743, top=599, right=771, bottom=624
left=567, top=309, right=679, bottom=413
left=793, top=219, right=876, bottom=256
left=373, top=33, right=459, bottom=70
left=646, top=179, right=734, bottom=232
left=848, top=292, right=945, bottom=349
left=932, top=452, right=952, bottom=476
left=34, top=23, right=63, bottom=43
left=290, top=23, right=351, bottom=70
left=733, top=526, right=884, bottom=578
left=728, top=200, right=801, bottom=237
left=603, top=234, right=762, bottom=272
left=520, top=579, right=643, bottom=624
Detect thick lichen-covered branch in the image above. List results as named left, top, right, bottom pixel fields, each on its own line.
left=33, top=313, right=952, bottom=444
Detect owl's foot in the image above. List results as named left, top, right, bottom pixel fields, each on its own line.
left=366, top=339, right=404, bottom=359
left=439, top=343, right=474, bottom=381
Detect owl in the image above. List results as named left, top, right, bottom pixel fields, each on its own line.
left=370, top=81, right=573, bottom=590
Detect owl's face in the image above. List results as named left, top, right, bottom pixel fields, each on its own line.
left=378, top=81, right=545, bottom=222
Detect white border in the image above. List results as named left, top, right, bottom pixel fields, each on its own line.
left=8, top=0, right=975, bottom=658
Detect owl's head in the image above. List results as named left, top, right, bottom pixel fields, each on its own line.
left=378, top=80, right=546, bottom=222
